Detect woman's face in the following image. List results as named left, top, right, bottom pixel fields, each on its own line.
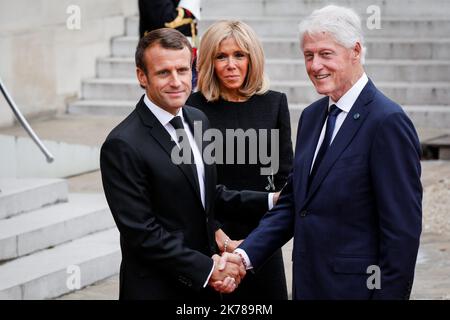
left=214, top=37, right=249, bottom=97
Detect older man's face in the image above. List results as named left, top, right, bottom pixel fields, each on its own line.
left=302, top=32, right=361, bottom=102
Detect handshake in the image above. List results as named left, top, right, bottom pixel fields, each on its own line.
left=208, top=229, right=246, bottom=293
left=208, top=252, right=246, bottom=294
left=207, top=191, right=281, bottom=293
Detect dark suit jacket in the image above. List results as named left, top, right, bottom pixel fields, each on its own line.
left=100, top=96, right=268, bottom=300
left=240, top=80, right=423, bottom=300
left=138, top=0, right=194, bottom=38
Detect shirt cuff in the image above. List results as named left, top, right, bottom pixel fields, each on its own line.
left=203, top=260, right=215, bottom=288
left=234, top=248, right=253, bottom=270
left=268, top=192, right=275, bottom=210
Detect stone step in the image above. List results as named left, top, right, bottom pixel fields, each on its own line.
left=0, top=179, right=68, bottom=220
left=289, top=105, right=450, bottom=130
left=81, top=77, right=450, bottom=106
left=0, top=228, right=119, bottom=300
left=68, top=100, right=136, bottom=116
left=267, top=59, right=450, bottom=82
left=200, top=17, right=450, bottom=38
left=274, top=80, right=450, bottom=106
left=125, top=15, right=450, bottom=38
left=96, top=56, right=450, bottom=82
left=111, top=36, right=450, bottom=60
left=111, top=36, right=137, bottom=57
left=67, top=100, right=450, bottom=129
left=68, top=100, right=137, bottom=116
left=201, top=0, right=450, bottom=17
left=81, top=78, right=143, bottom=101
left=0, top=193, right=115, bottom=261
left=264, top=37, right=450, bottom=60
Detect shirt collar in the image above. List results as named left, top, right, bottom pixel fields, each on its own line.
left=329, top=73, right=368, bottom=113
left=143, top=94, right=183, bottom=126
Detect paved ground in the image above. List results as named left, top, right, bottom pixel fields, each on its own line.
left=0, top=114, right=124, bottom=147
left=4, top=113, right=447, bottom=300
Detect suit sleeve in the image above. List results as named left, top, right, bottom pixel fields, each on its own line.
left=239, top=106, right=306, bottom=269
left=370, top=112, right=422, bottom=300
left=239, top=172, right=296, bottom=269
left=100, top=137, right=213, bottom=291
left=274, top=93, right=294, bottom=190
left=214, top=184, right=269, bottom=223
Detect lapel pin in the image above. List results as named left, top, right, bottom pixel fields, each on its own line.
left=353, top=113, right=360, bottom=120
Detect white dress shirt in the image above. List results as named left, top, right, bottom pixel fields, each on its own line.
left=236, top=73, right=369, bottom=270
left=144, top=95, right=206, bottom=208
left=310, top=73, right=368, bottom=172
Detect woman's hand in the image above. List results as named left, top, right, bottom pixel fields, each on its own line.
left=215, top=229, right=244, bottom=253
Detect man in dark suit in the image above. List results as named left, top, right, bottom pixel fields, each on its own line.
left=235, top=5, right=422, bottom=300
left=100, top=28, right=272, bottom=300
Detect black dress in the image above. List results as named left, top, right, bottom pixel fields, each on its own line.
left=187, top=90, right=293, bottom=300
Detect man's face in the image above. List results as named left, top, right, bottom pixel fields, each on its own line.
left=137, top=45, right=192, bottom=115
left=302, top=32, right=361, bottom=102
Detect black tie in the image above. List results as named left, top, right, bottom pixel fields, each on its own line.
left=309, top=104, right=342, bottom=185
left=169, top=116, right=200, bottom=191
left=170, top=116, right=189, bottom=145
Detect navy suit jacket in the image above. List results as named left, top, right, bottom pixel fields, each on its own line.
left=240, top=80, right=422, bottom=300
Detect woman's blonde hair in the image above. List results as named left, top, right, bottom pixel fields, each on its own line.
left=197, top=20, right=269, bottom=101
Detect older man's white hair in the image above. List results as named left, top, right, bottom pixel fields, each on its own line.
left=299, top=5, right=366, bottom=64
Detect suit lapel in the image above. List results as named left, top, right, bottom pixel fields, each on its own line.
left=136, top=98, right=203, bottom=206
left=296, top=101, right=328, bottom=204
left=304, top=80, right=376, bottom=205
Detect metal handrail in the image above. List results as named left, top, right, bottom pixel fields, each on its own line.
left=0, top=77, right=54, bottom=163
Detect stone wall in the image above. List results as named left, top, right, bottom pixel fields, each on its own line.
left=0, top=0, right=137, bottom=127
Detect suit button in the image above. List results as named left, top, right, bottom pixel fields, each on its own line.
left=300, top=210, right=308, bottom=217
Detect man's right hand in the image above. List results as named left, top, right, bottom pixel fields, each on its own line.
left=208, top=253, right=246, bottom=293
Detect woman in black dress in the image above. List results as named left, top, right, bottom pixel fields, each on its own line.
left=187, top=20, right=293, bottom=300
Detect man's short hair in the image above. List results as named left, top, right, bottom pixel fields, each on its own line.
left=299, top=5, right=366, bottom=63
left=135, top=28, right=192, bottom=74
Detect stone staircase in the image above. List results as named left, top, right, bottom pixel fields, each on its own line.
left=0, top=178, right=120, bottom=299
left=68, top=0, right=450, bottom=129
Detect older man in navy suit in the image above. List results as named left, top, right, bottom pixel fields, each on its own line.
left=234, top=5, right=422, bottom=300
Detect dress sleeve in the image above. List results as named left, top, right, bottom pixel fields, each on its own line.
left=274, top=92, right=294, bottom=190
